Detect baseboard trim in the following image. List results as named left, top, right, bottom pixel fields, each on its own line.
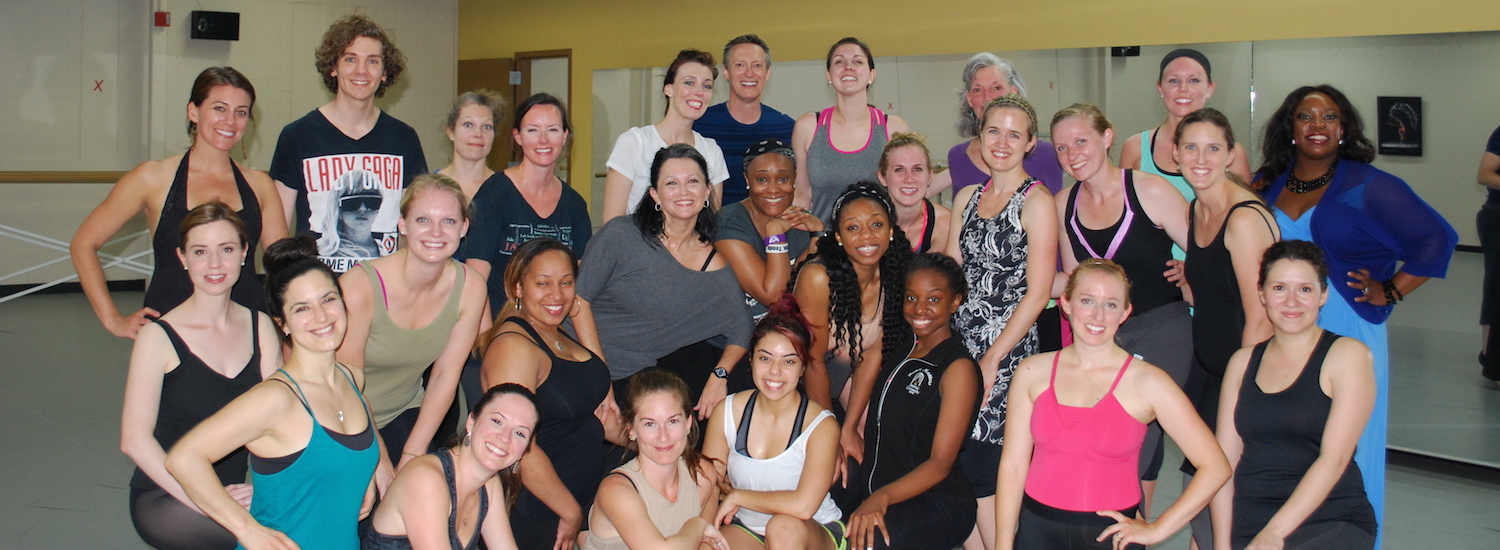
left=0, top=279, right=145, bottom=296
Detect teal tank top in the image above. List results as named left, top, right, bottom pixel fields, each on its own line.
left=241, top=366, right=379, bottom=550
left=1138, top=129, right=1194, bottom=261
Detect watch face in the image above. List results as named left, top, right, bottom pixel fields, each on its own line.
left=713, top=367, right=729, bottom=379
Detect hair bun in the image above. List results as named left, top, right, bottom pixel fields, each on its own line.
left=765, top=293, right=809, bottom=325
left=262, top=235, right=319, bottom=274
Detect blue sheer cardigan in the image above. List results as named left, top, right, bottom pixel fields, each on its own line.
left=1264, top=160, right=1458, bottom=324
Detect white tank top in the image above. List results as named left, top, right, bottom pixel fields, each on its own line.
left=721, top=392, right=842, bottom=534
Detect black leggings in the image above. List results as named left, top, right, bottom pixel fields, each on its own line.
left=130, top=486, right=237, bottom=550
left=1234, top=521, right=1375, bottom=550
left=1015, top=495, right=1144, bottom=550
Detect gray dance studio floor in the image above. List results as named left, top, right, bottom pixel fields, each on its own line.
left=2, top=254, right=1498, bottom=548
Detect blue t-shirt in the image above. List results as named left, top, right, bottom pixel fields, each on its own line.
left=1487, top=125, right=1500, bottom=204
left=459, top=172, right=592, bottom=316
left=693, top=103, right=796, bottom=204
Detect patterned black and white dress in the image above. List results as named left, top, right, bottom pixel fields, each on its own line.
left=954, top=178, right=1041, bottom=444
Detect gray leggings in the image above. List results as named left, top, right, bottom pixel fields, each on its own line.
left=1114, top=300, right=1193, bottom=481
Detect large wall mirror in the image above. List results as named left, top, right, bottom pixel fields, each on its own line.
left=592, top=30, right=1500, bottom=468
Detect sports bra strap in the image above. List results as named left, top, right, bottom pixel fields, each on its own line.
left=734, top=390, right=813, bottom=456
left=273, top=369, right=315, bottom=414
left=503, top=316, right=560, bottom=360
left=700, top=249, right=718, bottom=271
left=606, top=470, right=638, bottom=492
left=1107, top=355, right=1133, bottom=395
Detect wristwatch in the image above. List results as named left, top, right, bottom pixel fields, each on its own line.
left=712, top=367, right=729, bottom=379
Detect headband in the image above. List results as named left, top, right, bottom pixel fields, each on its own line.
left=1160, top=49, right=1212, bottom=81
left=743, top=139, right=797, bottom=173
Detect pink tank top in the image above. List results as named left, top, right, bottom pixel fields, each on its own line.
left=1024, top=353, right=1146, bottom=512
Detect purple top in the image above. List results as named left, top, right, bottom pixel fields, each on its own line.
left=947, top=139, right=1065, bottom=196
left=1264, top=160, right=1457, bottom=324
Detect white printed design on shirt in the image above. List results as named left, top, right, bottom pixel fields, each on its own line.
left=301, top=153, right=405, bottom=272
left=906, top=367, right=934, bottom=395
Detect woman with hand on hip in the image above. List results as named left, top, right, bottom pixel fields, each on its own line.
left=995, top=260, right=1229, bottom=550
left=167, top=236, right=379, bottom=550
left=1254, top=85, right=1457, bottom=546
left=121, top=203, right=282, bottom=550
left=73, top=67, right=287, bottom=338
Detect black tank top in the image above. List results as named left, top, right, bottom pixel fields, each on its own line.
left=129, top=310, right=263, bottom=489
left=361, top=450, right=488, bottom=550
left=1186, top=200, right=1275, bottom=379
left=1232, top=331, right=1377, bottom=545
left=502, top=317, right=612, bottom=517
left=144, top=152, right=264, bottom=314
left=1065, top=170, right=1181, bottom=313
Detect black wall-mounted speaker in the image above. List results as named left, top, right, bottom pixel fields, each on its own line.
left=190, top=11, right=240, bottom=41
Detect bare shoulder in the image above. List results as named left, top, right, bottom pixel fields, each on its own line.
left=885, top=114, right=910, bottom=134
left=1012, top=352, right=1053, bottom=391
left=1325, top=335, right=1373, bottom=369
left=386, top=453, right=447, bottom=506
left=237, top=162, right=276, bottom=190
left=1124, top=356, right=1178, bottom=391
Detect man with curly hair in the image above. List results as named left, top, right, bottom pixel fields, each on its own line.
left=270, top=13, right=428, bottom=272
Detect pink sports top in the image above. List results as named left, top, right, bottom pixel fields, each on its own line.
left=1024, top=353, right=1146, bottom=512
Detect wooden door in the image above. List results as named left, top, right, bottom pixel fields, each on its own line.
left=457, top=58, right=516, bottom=170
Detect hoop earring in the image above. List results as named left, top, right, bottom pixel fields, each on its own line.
left=653, top=202, right=661, bottom=212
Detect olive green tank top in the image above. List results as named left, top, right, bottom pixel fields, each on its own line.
left=358, top=260, right=465, bottom=427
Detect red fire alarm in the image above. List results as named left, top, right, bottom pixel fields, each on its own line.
left=154, top=12, right=171, bottom=27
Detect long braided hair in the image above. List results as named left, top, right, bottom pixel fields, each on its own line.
left=808, top=181, right=914, bottom=368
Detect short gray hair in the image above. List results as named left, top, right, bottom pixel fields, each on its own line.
left=956, top=53, right=1028, bottom=138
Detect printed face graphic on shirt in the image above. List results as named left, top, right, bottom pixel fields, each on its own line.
left=302, top=153, right=405, bottom=272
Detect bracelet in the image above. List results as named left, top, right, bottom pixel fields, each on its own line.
left=763, top=233, right=788, bottom=247
left=766, top=243, right=790, bottom=255
left=401, top=451, right=420, bottom=458
left=1381, top=279, right=1399, bottom=306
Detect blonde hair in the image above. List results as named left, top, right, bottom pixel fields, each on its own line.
left=1064, top=258, right=1132, bottom=308
left=399, top=173, right=470, bottom=223
left=1050, top=102, right=1113, bottom=136
left=877, top=132, right=932, bottom=176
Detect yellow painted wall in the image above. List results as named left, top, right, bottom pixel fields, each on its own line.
left=458, top=0, right=1500, bottom=203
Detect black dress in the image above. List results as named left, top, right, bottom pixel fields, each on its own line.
left=144, top=152, right=264, bottom=314
left=1181, top=199, right=1274, bottom=474
left=502, top=317, right=612, bottom=550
